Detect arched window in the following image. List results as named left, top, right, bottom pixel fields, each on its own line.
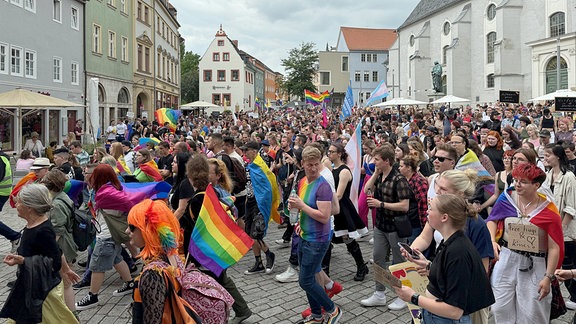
left=409, top=35, right=415, bottom=47
left=442, top=45, right=449, bottom=65
left=487, top=32, right=496, bottom=63
left=98, top=83, right=105, bottom=103
left=546, top=57, right=568, bottom=93
left=117, top=87, right=130, bottom=103
left=486, top=4, right=496, bottom=21
left=443, top=22, right=450, bottom=35
left=550, top=12, right=565, bottom=37
left=486, top=74, right=494, bottom=88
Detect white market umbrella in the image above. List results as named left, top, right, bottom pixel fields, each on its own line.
left=180, top=100, right=220, bottom=109
left=431, top=95, right=470, bottom=104
left=0, top=88, right=82, bottom=153
left=529, top=89, right=576, bottom=102
left=372, top=97, right=426, bottom=107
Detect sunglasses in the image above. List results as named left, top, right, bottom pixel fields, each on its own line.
left=128, top=224, right=137, bottom=232
left=432, top=156, right=453, bottom=162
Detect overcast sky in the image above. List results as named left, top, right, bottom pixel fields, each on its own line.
left=170, top=0, right=420, bottom=73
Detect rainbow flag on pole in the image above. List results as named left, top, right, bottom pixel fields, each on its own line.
left=154, top=108, right=181, bottom=132
left=189, top=184, right=254, bottom=276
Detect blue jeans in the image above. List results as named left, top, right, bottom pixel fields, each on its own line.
left=0, top=195, right=20, bottom=241
left=422, top=309, right=471, bottom=324
left=298, top=239, right=334, bottom=317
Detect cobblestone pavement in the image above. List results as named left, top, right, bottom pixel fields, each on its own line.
left=0, top=200, right=574, bottom=323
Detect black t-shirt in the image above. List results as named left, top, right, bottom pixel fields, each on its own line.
left=157, top=154, right=174, bottom=185
left=170, top=178, right=194, bottom=211
left=275, top=148, right=294, bottom=182
left=57, top=162, right=84, bottom=181
left=180, top=192, right=203, bottom=254
left=18, top=220, right=62, bottom=275
left=427, top=231, right=494, bottom=315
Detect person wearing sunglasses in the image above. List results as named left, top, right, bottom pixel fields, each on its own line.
left=486, top=163, right=563, bottom=323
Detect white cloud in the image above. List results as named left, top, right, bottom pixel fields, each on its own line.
left=170, top=0, right=420, bottom=73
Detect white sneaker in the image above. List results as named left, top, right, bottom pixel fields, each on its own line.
left=274, top=238, right=290, bottom=248
left=275, top=266, right=299, bottom=283
left=388, top=297, right=407, bottom=310
left=369, top=238, right=374, bottom=245
left=566, top=299, right=576, bottom=310
left=360, top=292, right=387, bottom=307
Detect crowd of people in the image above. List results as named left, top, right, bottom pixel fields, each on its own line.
left=1, top=99, right=576, bottom=323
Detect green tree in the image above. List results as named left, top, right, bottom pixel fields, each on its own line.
left=180, top=51, right=200, bottom=104
left=281, top=42, right=318, bottom=100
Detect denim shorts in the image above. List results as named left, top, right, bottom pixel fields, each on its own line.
left=422, top=309, right=471, bottom=324
left=89, top=237, right=123, bottom=272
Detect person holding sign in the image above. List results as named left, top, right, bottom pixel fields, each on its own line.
left=486, top=163, right=564, bottom=323
left=394, top=194, right=494, bottom=323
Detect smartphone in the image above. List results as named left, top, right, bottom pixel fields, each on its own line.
left=397, top=242, right=420, bottom=260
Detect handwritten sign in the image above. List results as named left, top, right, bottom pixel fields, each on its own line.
left=388, top=262, right=430, bottom=324
left=555, top=97, right=576, bottom=111
left=507, top=222, right=539, bottom=253
left=500, top=90, right=520, bottom=104
left=373, top=263, right=402, bottom=289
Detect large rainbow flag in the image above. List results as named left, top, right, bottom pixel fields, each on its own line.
left=154, top=108, right=181, bottom=132
left=248, top=154, right=282, bottom=228
left=304, top=90, right=330, bottom=106
left=189, top=184, right=253, bottom=276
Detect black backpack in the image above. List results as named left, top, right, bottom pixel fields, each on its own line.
left=63, top=201, right=100, bottom=251
left=217, top=153, right=247, bottom=195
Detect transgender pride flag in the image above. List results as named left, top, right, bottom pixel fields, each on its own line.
left=365, top=80, right=389, bottom=106
left=345, top=118, right=363, bottom=209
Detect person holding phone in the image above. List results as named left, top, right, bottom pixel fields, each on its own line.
left=395, top=194, right=494, bottom=323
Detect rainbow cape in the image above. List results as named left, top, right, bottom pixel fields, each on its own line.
left=248, top=155, right=281, bottom=228
left=154, top=108, right=181, bottom=132
left=139, top=137, right=161, bottom=147
left=456, top=149, right=491, bottom=178
left=95, top=181, right=171, bottom=212
left=487, top=188, right=564, bottom=268
left=189, top=184, right=253, bottom=276
left=10, top=172, right=37, bottom=207
left=139, top=160, right=163, bottom=182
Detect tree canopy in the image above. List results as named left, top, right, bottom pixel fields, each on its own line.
left=180, top=49, right=200, bottom=105
left=281, top=42, right=318, bottom=100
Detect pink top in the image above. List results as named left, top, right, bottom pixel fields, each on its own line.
left=15, top=158, right=34, bottom=172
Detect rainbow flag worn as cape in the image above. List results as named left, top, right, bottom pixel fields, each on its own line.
left=139, top=160, right=163, bottom=182
left=95, top=181, right=172, bottom=212
left=456, top=149, right=491, bottom=178
left=248, top=155, right=281, bottom=228
left=154, top=108, right=181, bottom=132
left=64, top=179, right=85, bottom=205
left=486, top=188, right=564, bottom=268
left=10, top=172, right=37, bottom=207
left=189, top=184, right=253, bottom=276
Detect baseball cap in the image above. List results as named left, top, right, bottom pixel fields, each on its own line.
left=53, top=147, right=69, bottom=155
left=261, top=140, right=270, bottom=146
left=30, top=157, right=52, bottom=170
left=539, top=129, right=551, bottom=137
left=426, top=126, right=439, bottom=134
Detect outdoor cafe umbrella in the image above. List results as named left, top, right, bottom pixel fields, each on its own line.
left=0, top=88, right=82, bottom=153
left=529, top=89, right=576, bottom=102
left=372, top=98, right=427, bottom=107
left=180, top=100, right=220, bottom=109
left=431, top=95, right=470, bottom=104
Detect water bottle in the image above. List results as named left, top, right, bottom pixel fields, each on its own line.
left=289, top=189, right=299, bottom=224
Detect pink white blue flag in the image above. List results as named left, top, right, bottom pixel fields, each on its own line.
left=365, top=80, right=389, bottom=106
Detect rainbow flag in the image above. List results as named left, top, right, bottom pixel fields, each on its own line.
left=255, top=97, right=261, bottom=110
left=95, top=181, right=172, bottom=212
left=189, top=184, right=253, bottom=276
left=154, top=108, right=181, bottom=132
left=322, top=90, right=331, bottom=103
left=304, top=90, right=322, bottom=106
left=248, top=155, right=281, bottom=228
left=139, top=137, right=161, bottom=147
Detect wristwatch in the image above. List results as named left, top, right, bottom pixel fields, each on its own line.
left=380, top=201, right=385, bottom=209
left=545, top=273, right=557, bottom=281
left=411, top=293, right=420, bottom=306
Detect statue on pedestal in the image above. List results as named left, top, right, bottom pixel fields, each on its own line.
left=431, top=61, right=443, bottom=93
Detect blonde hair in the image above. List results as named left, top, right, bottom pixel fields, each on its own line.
left=208, top=158, right=233, bottom=193
left=110, top=142, right=124, bottom=160
left=438, top=169, right=478, bottom=200
left=302, top=146, right=321, bottom=162
left=434, top=194, right=476, bottom=230
left=101, top=155, right=119, bottom=170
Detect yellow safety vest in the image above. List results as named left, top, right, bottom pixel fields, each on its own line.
left=0, top=156, right=12, bottom=196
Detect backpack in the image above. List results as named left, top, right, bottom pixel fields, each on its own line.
left=65, top=202, right=100, bottom=252
left=216, top=153, right=247, bottom=195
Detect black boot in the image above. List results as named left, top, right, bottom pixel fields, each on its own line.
left=347, top=240, right=369, bottom=281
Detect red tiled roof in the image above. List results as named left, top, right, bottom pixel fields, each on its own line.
left=340, top=27, right=397, bottom=51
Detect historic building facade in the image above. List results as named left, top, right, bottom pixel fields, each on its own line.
left=389, top=0, right=576, bottom=103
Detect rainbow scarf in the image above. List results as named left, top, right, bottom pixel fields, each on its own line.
left=487, top=188, right=564, bottom=268
left=297, top=176, right=332, bottom=242
left=139, top=160, right=163, bottom=182
left=248, top=155, right=281, bottom=228
left=189, top=184, right=253, bottom=276
left=456, top=149, right=491, bottom=178
left=154, top=108, right=181, bottom=132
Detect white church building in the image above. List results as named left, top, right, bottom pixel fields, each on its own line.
left=388, top=0, right=576, bottom=104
